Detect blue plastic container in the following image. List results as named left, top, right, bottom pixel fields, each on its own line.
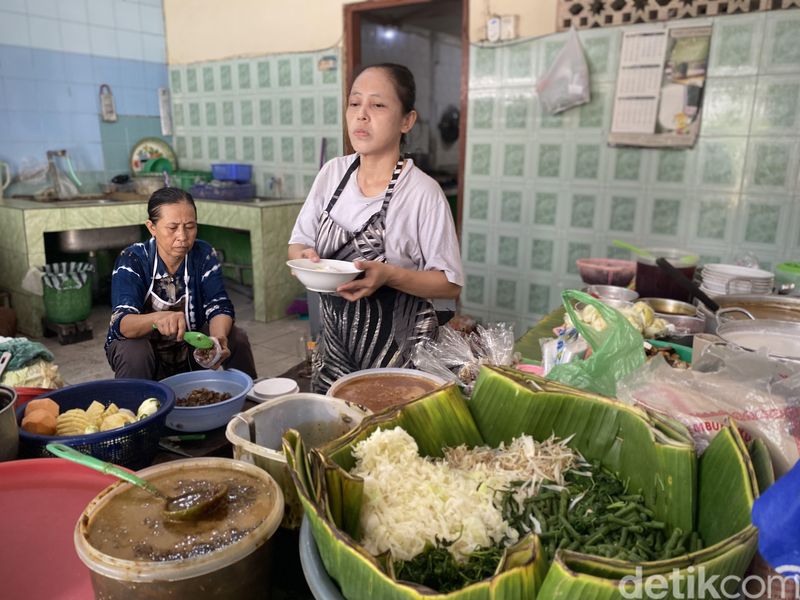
left=16, top=379, right=176, bottom=470
left=211, top=163, right=252, bottom=183
left=160, top=369, right=253, bottom=432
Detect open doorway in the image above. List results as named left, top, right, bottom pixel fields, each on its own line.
left=344, top=0, right=467, bottom=232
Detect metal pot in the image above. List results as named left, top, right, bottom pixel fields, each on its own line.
left=716, top=319, right=800, bottom=363
left=698, top=294, right=800, bottom=333
left=0, top=385, right=19, bottom=461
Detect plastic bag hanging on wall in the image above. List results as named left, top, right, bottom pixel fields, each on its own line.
left=99, top=84, right=117, bottom=122
left=536, top=27, right=591, bottom=115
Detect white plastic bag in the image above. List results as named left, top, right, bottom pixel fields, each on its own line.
left=617, top=345, right=800, bottom=476
left=536, top=27, right=591, bottom=115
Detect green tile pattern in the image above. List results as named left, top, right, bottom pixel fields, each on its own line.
left=461, top=14, right=800, bottom=327
left=171, top=48, right=341, bottom=198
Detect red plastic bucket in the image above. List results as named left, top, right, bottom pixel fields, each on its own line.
left=13, top=387, right=53, bottom=409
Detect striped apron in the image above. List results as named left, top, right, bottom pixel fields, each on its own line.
left=311, top=156, right=438, bottom=393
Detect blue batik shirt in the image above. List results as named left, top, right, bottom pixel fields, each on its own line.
left=105, top=237, right=235, bottom=350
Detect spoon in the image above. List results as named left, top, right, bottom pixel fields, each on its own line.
left=46, top=443, right=227, bottom=521
left=183, top=331, right=215, bottom=349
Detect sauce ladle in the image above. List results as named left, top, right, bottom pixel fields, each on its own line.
left=47, top=443, right=227, bottom=521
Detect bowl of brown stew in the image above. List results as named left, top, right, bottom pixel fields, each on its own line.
left=75, top=457, right=283, bottom=600
left=327, top=368, right=446, bottom=413
left=160, top=369, right=253, bottom=432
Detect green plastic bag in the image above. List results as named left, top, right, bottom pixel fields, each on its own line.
left=547, top=290, right=645, bottom=397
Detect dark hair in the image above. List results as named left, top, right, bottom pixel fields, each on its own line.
left=355, top=63, right=416, bottom=146
left=147, top=187, right=196, bottom=223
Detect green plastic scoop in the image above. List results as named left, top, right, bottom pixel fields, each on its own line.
left=612, top=240, right=699, bottom=265
left=47, top=443, right=227, bottom=521
left=183, top=331, right=214, bottom=349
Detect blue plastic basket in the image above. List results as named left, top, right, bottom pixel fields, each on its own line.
left=211, top=163, right=252, bottom=183
left=189, top=182, right=256, bottom=201
left=16, top=379, right=176, bottom=470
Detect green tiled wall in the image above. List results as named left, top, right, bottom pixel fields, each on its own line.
left=170, top=49, right=342, bottom=198
left=462, top=11, right=800, bottom=334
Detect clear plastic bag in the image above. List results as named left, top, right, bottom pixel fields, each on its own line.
left=193, top=336, right=223, bottom=369
left=536, top=27, right=591, bottom=115
left=412, top=323, right=520, bottom=395
left=617, top=344, right=800, bottom=476
left=546, top=290, right=645, bottom=397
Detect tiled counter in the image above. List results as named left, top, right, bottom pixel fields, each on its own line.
left=0, top=196, right=305, bottom=336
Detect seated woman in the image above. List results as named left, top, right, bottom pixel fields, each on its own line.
left=105, top=187, right=257, bottom=380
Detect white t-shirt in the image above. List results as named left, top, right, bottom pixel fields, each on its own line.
left=290, top=155, right=464, bottom=289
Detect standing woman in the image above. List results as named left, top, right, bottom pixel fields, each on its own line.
left=105, top=187, right=257, bottom=380
left=289, top=63, right=463, bottom=393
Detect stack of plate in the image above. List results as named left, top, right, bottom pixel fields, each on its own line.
left=700, top=263, right=774, bottom=296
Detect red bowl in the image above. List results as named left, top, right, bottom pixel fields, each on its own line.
left=576, top=258, right=636, bottom=287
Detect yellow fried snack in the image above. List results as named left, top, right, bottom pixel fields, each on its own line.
left=104, top=403, right=119, bottom=416
left=85, top=401, right=105, bottom=425
left=100, top=412, right=128, bottom=431
left=56, top=408, right=91, bottom=436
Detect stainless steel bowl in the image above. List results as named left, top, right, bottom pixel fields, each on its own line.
left=582, top=285, right=639, bottom=303
left=638, top=297, right=698, bottom=317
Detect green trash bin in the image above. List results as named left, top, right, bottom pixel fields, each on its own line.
left=41, top=262, right=94, bottom=323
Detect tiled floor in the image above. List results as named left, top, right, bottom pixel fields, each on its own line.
left=36, top=290, right=311, bottom=385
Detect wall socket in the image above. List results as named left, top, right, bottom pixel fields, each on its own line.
left=500, top=15, right=518, bottom=41
left=486, top=16, right=501, bottom=42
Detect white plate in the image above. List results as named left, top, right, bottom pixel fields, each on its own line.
left=247, top=377, right=300, bottom=403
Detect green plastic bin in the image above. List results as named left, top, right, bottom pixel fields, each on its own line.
left=41, top=262, right=93, bottom=323
left=171, top=170, right=212, bottom=191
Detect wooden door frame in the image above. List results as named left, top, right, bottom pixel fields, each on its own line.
left=343, top=0, right=469, bottom=235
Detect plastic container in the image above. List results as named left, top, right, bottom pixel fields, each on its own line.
left=189, top=181, right=256, bottom=201
left=160, top=369, right=253, bottom=432
left=13, top=386, right=54, bottom=409
left=211, top=163, right=252, bottom=182
left=226, top=393, right=370, bottom=528
left=0, top=385, right=18, bottom=461
left=171, top=170, right=212, bottom=191
left=776, top=262, right=800, bottom=296
left=16, top=379, right=175, bottom=470
left=74, top=457, right=284, bottom=600
left=576, top=258, right=636, bottom=287
left=635, top=248, right=699, bottom=302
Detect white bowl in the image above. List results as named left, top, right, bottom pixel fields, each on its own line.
left=249, top=377, right=300, bottom=403
left=286, top=259, right=363, bottom=293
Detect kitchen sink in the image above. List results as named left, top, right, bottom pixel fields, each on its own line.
left=57, top=225, right=143, bottom=253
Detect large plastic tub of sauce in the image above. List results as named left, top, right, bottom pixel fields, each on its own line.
left=74, top=457, right=284, bottom=600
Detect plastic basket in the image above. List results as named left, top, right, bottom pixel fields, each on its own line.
left=43, top=283, right=91, bottom=323
left=171, top=170, right=212, bottom=191
left=211, top=163, right=252, bottom=183
left=190, top=182, right=256, bottom=201
left=16, top=379, right=176, bottom=470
